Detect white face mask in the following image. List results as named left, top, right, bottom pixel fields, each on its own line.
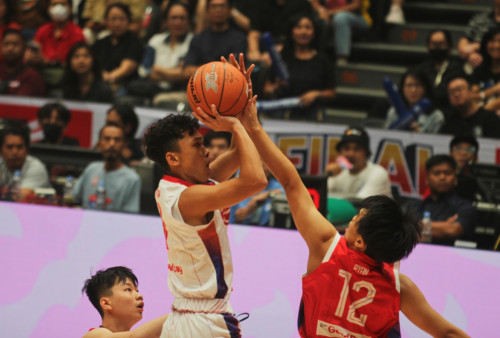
left=49, top=4, right=70, bottom=22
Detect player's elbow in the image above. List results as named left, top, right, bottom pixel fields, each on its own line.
left=440, top=327, right=470, bottom=338
left=251, top=175, right=268, bottom=193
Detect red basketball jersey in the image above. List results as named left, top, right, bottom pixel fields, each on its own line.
left=299, top=233, right=401, bottom=338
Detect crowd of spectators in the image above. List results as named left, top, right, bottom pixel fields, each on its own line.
left=1, top=0, right=500, bottom=249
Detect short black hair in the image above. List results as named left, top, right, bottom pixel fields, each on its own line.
left=357, top=195, right=421, bottom=263
left=0, top=124, right=30, bottom=148
left=82, top=266, right=138, bottom=318
left=203, top=131, right=231, bottom=147
left=105, top=2, right=132, bottom=22
left=206, top=0, right=233, bottom=8
left=449, top=134, right=479, bottom=153
left=425, top=154, right=457, bottom=172
left=107, top=103, right=138, bottom=139
left=2, top=28, right=25, bottom=42
left=426, top=29, right=453, bottom=47
left=37, top=103, right=71, bottom=124
left=143, top=113, right=199, bottom=172
left=98, top=122, right=125, bottom=140
left=480, top=26, right=500, bottom=71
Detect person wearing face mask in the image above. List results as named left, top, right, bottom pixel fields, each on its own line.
left=36, top=102, right=79, bottom=146
left=415, top=29, right=464, bottom=109
left=26, top=0, right=84, bottom=66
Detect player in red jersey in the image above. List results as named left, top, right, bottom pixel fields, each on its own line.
left=218, top=54, right=470, bottom=337
left=82, top=266, right=168, bottom=338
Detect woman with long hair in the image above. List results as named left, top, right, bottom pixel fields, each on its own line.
left=62, top=42, right=113, bottom=102
left=384, top=68, right=445, bottom=133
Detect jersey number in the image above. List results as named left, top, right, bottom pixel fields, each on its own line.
left=334, top=269, right=376, bottom=327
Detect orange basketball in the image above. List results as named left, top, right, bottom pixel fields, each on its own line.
left=187, top=61, right=249, bottom=116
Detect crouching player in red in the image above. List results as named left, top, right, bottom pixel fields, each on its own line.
left=82, top=266, right=168, bottom=338
left=224, top=56, right=470, bottom=337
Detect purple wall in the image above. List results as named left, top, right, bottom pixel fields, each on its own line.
left=0, top=202, right=498, bottom=337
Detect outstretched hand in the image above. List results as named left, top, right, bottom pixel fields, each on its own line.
left=192, top=105, right=240, bottom=132
left=222, top=53, right=255, bottom=98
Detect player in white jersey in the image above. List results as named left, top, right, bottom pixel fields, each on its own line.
left=143, top=59, right=267, bottom=337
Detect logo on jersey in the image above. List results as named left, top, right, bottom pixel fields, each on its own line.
left=205, top=63, right=218, bottom=92
left=168, top=263, right=183, bottom=275
left=221, top=207, right=230, bottom=226
left=317, top=320, right=371, bottom=338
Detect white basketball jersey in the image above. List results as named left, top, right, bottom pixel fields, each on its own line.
left=155, top=175, right=233, bottom=312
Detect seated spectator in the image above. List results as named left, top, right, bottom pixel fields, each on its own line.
left=26, top=0, right=85, bottom=66
left=0, top=124, right=50, bottom=200
left=325, top=126, right=392, bottom=199
left=203, top=130, right=231, bottom=162
left=458, top=0, right=500, bottom=71
left=412, top=154, right=477, bottom=246
left=182, top=0, right=247, bottom=79
left=37, top=102, right=79, bottom=146
left=0, top=28, right=46, bottom=96
left=139, top=1, right=193, bottom=106
left=73, top=123, right=141, bottom=213
left=104, top=103, right=143, bottom=162
left=311, top=0, right=371, bottom=64
left=230, top=162, right=284, bottom=226
left=449, top=134, right=485, bottom=202
left=0, top=0, right=22, bottom=64
left=62, top=41, right=113, bottom=102
left=263, top=13, right=336, bottom=121
left=92, top=3, right=144, bottom=94
left=247, top=0, right=312, bottom=63
left=15, top=0, right=48, bottom=40
left=440, top=74, right=500, bottom=139
left=82, top=0, right=146, bottom=44
left=415, top=29, right=465, bottom=109
left=383, top=68, right=444, bottom=133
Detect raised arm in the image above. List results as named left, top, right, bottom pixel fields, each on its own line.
left=400, top=274, right=469, bottom=338
left=179, top=104, right=267, bottom=225
left=83, top=314, right=168, bottom=338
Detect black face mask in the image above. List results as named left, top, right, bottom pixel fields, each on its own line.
left=43, top=123, right=63, bottom=143
left=428, top=48, right=448, bottom=63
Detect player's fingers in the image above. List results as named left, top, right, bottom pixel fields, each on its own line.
left=246, top=63, right=255, bottom=78
left=194, top=107, right=212, bottom=123
left=229, top=54, right=239, bottom=70
left=210, top=104, right=221, bottom=120
left=239, top=53, right=245, bottom=72
left=221, top=56, right=228, bottom=63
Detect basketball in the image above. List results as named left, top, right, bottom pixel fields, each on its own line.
left=187, top=61, right=249, bottom=116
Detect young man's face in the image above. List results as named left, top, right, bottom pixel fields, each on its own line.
left=1, top=134, right=27, bottom=171
left=339, top=142, right=368, bottom=172
left=207, top=0, right=231, bottom=25
left=174, top=130, right=210, bottom=183
left=448, top=78, right=471, bottom=108
left=451, top=142, right=476, bottom=169
left=99, top=126, right=125, bottom=162
left=2, top=33, right=25, bottom=64
left=207, top=137, right=229, bottom=162
left=426, top=162, right=457, bottom=195
left=106, top=278, right=144, bottom=325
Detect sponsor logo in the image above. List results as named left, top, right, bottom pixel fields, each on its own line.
left=316, top=320, right=371, bottom=338
left=204, top=63, right=218, bottom=92
left=190, top=70, right=201, bottom=104
left=168, top=263, right=183, bottom=275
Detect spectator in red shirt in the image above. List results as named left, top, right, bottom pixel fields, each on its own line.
left=26, top=0, right=84, bottom=65
left=0, top=28, right=45, bottom=96
left=0, top=0, right=21, bottom=64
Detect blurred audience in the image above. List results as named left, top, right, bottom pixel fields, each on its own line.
left=385, top=0, right=405, bottom=25
left=247, top=0, right=311, bottom=63
left=15, top=0, right=48, bottom=40
left=0, top=28, right=46, bottom=96
left=37, top=102, right=79, bottom=146
left=230, top=162, right=284, bottom=226
left=0, top=124, right=50, bottom=200
left=62, top=41, right=113, bottom=102
left=326, top=126, right=392, bottom=199
left=26, top=0, right=84, bottom=66
left=311, top=0, right=370, bottom=64
left=74, top=123, right=141, bottom=212
left=203, top=130, right=231, bottom=162
left=264, top=13, right=336, bottom=121
left=416, top=29, right=464, bottom=109
left=182, top=0, right=247, bottom=80
left=82, top=0, right=146, bottom=43
left=104, top=103, right=143, bottom=162
left=139, top=1, right=193, bottom=106
left=92, top=3, right=144, bottom=94
left=449, top=134, right=485, bottom=202
left=383, top=68, right=444, bottom=133
left=412, top=154, right=477, bottom=246
left=458, top=0, right=500, bottom=71
left=0, top=0, right=21, bottom=64
left=440, top=74, right=500, bottom=139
